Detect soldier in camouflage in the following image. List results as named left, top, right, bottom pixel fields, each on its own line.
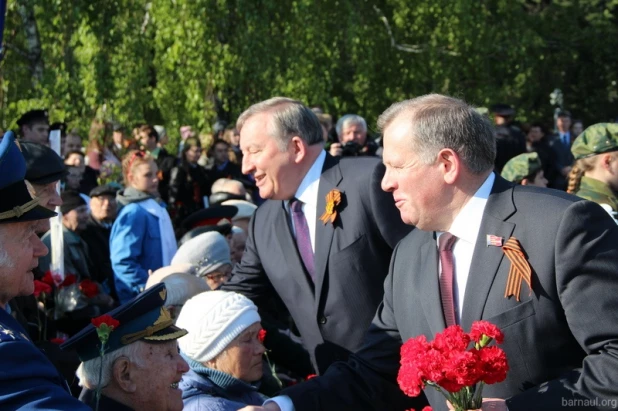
left=567, top=123, right=618, bottom=212
left=500, top=152, right=548, bottom=187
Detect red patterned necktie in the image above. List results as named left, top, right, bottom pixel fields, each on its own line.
left=438, top=233, right=458, bottom=327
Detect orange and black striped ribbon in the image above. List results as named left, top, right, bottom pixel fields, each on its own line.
left=502, top=237, right=532, bottom=301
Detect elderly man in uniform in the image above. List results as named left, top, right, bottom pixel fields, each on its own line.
left=0, top=131, right=90, bottom=409
left=61, top=283, right=190, bottom=411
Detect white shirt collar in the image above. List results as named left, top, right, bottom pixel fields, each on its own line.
left=294, top=150, right=326, bottom=206
left=443, top=172, right=495, bottom=245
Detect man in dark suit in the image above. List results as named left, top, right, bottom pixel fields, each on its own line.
left=222, top=97, right=412, bottom=374
left=548, top=109, right=575, bottom=190
left=245, top=94, right=618, bottom=411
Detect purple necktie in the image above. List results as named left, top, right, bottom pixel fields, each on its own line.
left=289, top=198, right=315, bottom=282
left=438, top=233, right=458, bottom=327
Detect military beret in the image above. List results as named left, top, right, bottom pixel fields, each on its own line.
left=61, top=283, right=188, bottom=362
left=0, top=132, right=57, bottom=224
left=501, top=152, right=543, bottom=183
left=490, top=104, right=515, bottom=117
left=21, top=141, right=68, bottom=185
left=571, top=123, right=618, bottom=160
left=16, top=109, right=49, bottom=127
left=89, top=183, right=120, bottom=198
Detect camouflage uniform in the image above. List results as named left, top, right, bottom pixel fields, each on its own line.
left=500, top=152, right=542, bottom=184
left=571, top=123, right=618, bottom=211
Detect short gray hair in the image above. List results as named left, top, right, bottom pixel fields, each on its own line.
left=335, top=114, right=367, bottom=137
left=0, top=226, right=15, bottom=268
left=236, top=97, right=323, bottom=150
left=377, top=94, right=496, bottom=174
left=76, top=341, right=145, bottom=389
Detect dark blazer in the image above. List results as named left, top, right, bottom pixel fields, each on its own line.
left=283, top=176, right=618, bottom=410
left=222, top=153, right=412, bottom=374
left=548, top=133, right=574, bottom=190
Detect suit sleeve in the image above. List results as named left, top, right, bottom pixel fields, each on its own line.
left=110, top=206, right=149, bottom=303
left=0, top=339, right=90, bottom=410
left=282, top=243, right=427, bottom=410
left=369, top=162, right=413, bottom=248
left=221, top=210, right=276, bottom=308
left=507, top=200, right=618, bottom=410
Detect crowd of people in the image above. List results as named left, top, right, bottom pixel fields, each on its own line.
left=0, top=94, right=617, bottom=411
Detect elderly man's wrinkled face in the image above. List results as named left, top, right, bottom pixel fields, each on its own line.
left=90, top=194, right=117, bottom=222
left=0, top=221, right=48, bottom=307
left=23, top=122, right=50, bottom=146
left=340, top=122, right=367, bottom=146
left=209, top=322, right=265, bottom=383
left=204, top=264, right=232, bottom=290
left=32, top=182, right=62, bottom=211
left=129, top=340, right=189, bottom=411
left=240, top=112, right=301, bottom=200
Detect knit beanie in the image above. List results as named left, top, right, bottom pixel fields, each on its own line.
left=176, top=291, right=260, bottom=363
left=60, top=190, right=86, bottom=214
left=171, top=231, right=231, bottom=277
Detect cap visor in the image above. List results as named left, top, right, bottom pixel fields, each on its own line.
left=143, top=324, right=188, bottom=342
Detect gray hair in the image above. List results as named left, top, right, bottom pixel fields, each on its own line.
left=75, top=341, right=146, bottom=389
left=0, top=226, right=15, bottom=268
left=335, top=114, right=367, bottom=137
left=236, top=97, right=323, bottom=150
left=377, top=94, right=496, bottom=174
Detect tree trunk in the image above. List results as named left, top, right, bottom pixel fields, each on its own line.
left=16, top=0, right=43, bottom=85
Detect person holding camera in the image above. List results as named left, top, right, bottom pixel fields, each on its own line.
left=328, top=114, right=379, bottom=157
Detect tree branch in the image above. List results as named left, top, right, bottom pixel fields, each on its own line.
left=373, top=5, right=460, bottom=56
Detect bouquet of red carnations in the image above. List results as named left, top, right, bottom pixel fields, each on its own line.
left=398, top=321, right=509, bottom=411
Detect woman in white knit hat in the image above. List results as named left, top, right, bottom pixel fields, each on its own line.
left=175, top=291, right=267, bottom=410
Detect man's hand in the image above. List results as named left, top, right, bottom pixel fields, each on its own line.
left=237, top=404, right=281, bottom=411
left=329, top=142, right=343, bottom=157
left=446, top=398, right=507, bottom=411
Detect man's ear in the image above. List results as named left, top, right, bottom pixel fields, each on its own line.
left=290, top=136, right=307, bottom=164
left=437, top=148, right=460, bottom=185
left=520, top=178, right=530, bottom=186
left=112, top=357, right=137, bottom=393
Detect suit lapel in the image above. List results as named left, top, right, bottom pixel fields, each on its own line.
left=460, top=177, right=516, bottom=330
left=274, top=202, right=315, bottom=293
left=314, top=154, right=343, bottom=304
left=417, top=235, right=447, bottom=336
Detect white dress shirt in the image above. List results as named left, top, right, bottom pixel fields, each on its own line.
left=285, top=149, right=326, bottom=252
left=437, top=172, right=494, bottom=323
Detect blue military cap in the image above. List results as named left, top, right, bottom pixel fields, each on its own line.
left=0, top=131, right=57, bottom=224
left=60, top=283, right=188, bottom=362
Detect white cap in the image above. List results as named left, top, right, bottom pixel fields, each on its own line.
left=176, top=291, right=260, bottom=363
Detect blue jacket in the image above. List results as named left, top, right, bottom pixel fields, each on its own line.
left=0, top=307, right=90, bottom=410
left=180, top=358, right=266, bottom=411
left=110, top=188, right=164, bottom=303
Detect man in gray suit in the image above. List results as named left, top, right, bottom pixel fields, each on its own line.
left=222, top=97, right=412, bottom=374
left=247, top=94, right=618, bottom=411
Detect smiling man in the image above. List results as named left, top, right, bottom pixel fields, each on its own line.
left=62, top=283, right=190, bottom=411
left=222, top=97, right=411, bottom=375
left=0, top=131, right=90, bottom=409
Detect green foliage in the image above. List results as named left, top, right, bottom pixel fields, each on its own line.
left=1, top=0, right=617, bottom=141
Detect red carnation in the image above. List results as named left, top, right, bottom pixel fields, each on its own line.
left=476, top=346, right=509, bottom=384
left=79, top=279, right=100, bottom=298
left=432, top=325, right=470, bottom=353
left=33, top=280, right=52, bottom=298
left=306, top=374, right=317, bottom=380
left=397, top=363, right=425, bottom=397
left=42, top=271, right=55, bottom=286
left=469, top=320, right=504, bottom=345
left=442, top=350, right=481, bottom=389
left=50, top=337, right=67, bottom=344
left=258, top=329, right=267, bottom=343
left=406, top=407, right=433, bottom=411
left=91, top=314, right=120, bottom=330
left=60, top=274, right=77, bottom=288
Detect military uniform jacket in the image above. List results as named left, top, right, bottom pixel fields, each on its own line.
left=574, top=176, right=618, bottom=211
left=0, top=307, right=89, bottom=410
